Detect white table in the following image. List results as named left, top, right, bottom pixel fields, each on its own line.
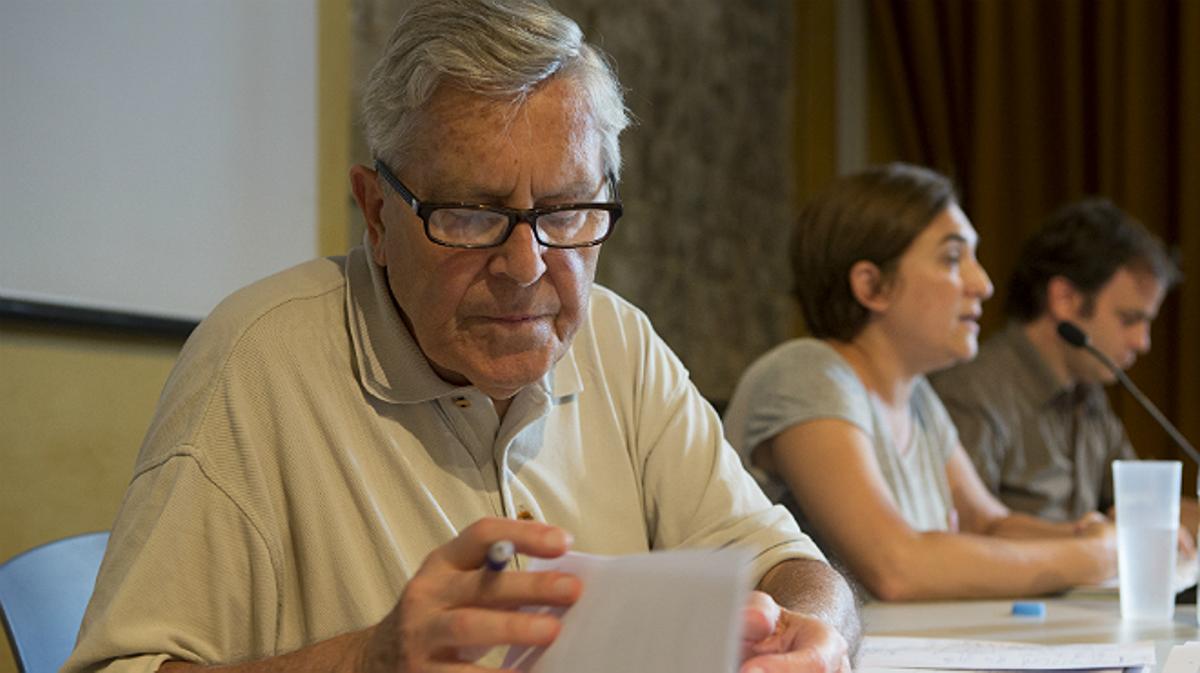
left=863, top=596, right=1200, bottom=672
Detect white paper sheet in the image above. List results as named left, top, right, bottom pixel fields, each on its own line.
left=502, top=548, right=751, bottom=673
left=857, top=636, right=1156, bottom=671
left=1162, top=642, right=1200, bottom=673
left=857, top=668, right=1134, bottom=673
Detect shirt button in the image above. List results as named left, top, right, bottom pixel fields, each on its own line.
left=453, top=396, right=471, bottom=408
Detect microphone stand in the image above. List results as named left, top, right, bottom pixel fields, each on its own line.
left=1060, top=321, right=1200, bottom=465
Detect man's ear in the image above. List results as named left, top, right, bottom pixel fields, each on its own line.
left=849, top=260, right=890, bottom=314
left=350, top=164, right=388, bottom=267
left=1045, top=276, right=1084, bottom=321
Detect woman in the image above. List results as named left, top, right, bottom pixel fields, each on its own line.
left=723, top=164, right=1116, bottom=600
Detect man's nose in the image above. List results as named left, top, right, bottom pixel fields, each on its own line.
left=1132, top=322, right=1152, bottom=354
left=488, top=221, right=547, bottom=286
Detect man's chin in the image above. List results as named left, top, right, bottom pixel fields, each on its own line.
left=465, top=348, right=563, bottom=398
left=1091, top=365, right=1120, bottom=385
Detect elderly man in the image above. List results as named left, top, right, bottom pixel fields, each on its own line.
left=931, top=199, right=1186, bottom=526
left=64, top=2, right=858, bottom=672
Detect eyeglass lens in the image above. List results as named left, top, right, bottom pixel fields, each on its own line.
left=428, top=208, right=611, bottom=247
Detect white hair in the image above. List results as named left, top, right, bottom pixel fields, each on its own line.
left=362, top=0, right=630, bottom=179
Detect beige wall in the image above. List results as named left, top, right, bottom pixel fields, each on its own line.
left=0, top=325, right=182, bottom=558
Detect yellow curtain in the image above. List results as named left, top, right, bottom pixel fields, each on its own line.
left=867, top=0, right=1200, bottom=479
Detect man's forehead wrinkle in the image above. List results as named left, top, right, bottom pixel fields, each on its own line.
left=412, top=82, right=600, bottom=200
left=408, top=97, right=509, bottom=195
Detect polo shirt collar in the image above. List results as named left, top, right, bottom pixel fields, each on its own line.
left=1003, top=321, right=1070, bottom=408
left=344, top=245, right=584, bottom=405
left=1002, top=321, right=1103, bottom=413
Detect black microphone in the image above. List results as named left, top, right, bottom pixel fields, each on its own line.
left=1056, top=320, right=1200, bottom=465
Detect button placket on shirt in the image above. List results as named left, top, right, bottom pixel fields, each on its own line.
left=436, top=390, right=505, bottom=517
left=492, top=385, right=554, bottom=568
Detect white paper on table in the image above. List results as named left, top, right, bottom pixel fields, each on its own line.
left=857, top=636, right=1156, bottom=671
left=1162, top=641, right=1200, bottom=673
left=501, top=548, right=751, bottom=673
left=857, top=668, right=1135, bottom=673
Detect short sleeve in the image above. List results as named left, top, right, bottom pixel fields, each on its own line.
left=64, top=455, right=278, bottom=672
left=724, top=340, right=873, bottom=498
left=589, top=297, right=827, bottom=584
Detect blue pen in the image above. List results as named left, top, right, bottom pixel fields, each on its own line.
left=485, top=539, right=514, bottom=571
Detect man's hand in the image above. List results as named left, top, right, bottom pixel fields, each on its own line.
left=1071, top=510, right=1109, bottom=534
left=739, top=591, right=852, bottom=673
left=1107, top=504, right=1196, bottom=559
left=358, top=518, right=581, bottom=673
left=1176, top=526, right=1196, bottom=559
left=1074, top=514, right=1116, bottom=545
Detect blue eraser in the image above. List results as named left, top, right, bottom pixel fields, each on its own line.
left=1011, top=601, right=1046, bottom=618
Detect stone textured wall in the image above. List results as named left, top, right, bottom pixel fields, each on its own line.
left=350, top=0, right=797, bottom=402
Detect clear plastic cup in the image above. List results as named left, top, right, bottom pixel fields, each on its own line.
left=1113, top=460, right=1181, bottom=621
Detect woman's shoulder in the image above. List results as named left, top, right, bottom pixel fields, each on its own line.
left=733, top=337, right=870, bottom=418
left=724, top=337, right=875, bottom=475
left=751, top=337, right=854, bottom=377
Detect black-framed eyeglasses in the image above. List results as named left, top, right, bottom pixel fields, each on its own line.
left=375, top=159, right=623, bottom=249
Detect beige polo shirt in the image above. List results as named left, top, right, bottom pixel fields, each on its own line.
left=65, top=246, right=821, bottom=672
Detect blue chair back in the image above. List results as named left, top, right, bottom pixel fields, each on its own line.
left=0, top=532, right=109, bottom=673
